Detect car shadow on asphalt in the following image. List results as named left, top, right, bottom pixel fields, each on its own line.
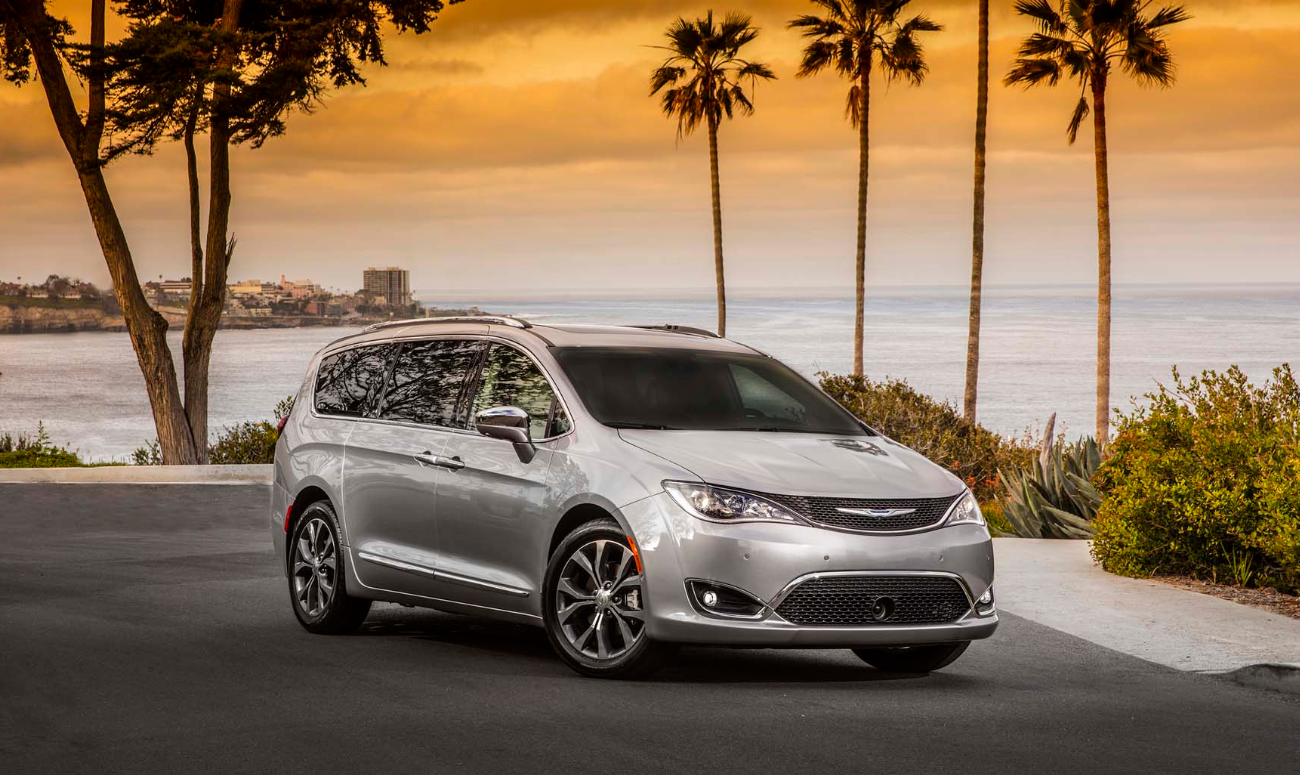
left=357, top=605, right=944, bottom=685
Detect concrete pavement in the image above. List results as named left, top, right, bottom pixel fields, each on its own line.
left=0, top=482, right=1296, bottom=773
left=993, top=538, right=1300, bottom=673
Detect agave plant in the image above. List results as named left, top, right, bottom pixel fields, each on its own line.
left=999, top=437, right=1104, bottom=538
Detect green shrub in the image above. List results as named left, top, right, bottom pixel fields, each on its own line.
left=819, top=373, right=1034, bottom=503
left=134, top=395, right=294, bottom=465
left=1091, top=365, right=1300, bottom=592
left=0, top=423, right=84, bottom=468
left=208, top=420, right=279, bottom=464
left=1000, top=437, right=1103, bottom=538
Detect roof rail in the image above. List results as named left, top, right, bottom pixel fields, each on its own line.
left=362, top=315, right=531, bottom=333
left=630, top=324, right=721, bottom=339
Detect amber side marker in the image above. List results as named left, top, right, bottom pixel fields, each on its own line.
left=626, top=535, right=644, bottom=574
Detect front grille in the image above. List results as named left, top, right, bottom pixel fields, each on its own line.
left=775, top=575, right=971, bottom=626
left=764, top=493, right=961, bottom=532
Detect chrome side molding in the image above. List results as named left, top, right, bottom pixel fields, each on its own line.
left=357, top=551, right=530, bottom=597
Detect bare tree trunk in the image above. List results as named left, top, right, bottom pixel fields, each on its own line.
left=19, top=0, right=201, bottom=464
left=707, top=115, right=726, bottom=338
left=1091, top=77, right=1112, bottom=444
left=963, top=0, right=989, bottom=423
left=853, top=66, right=871, bottom=377
left=182, top=0, right=244, bottom=463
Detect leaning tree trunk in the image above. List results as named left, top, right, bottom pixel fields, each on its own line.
left=20, top=0, right=201, bottom=464
left=182, top=0, right=244, bottom=463
left=1091, top=76, right=1113, bottom=444
left=853, top=67, right=871, bottom=377
left=707, top=115, right=726, bottom=338
left=963, top=0, right=990, bottom=423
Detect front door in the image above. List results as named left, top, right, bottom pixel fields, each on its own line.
left=432, top=342, right=568, bottom=612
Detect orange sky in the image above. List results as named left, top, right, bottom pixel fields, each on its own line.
left=1, top=0, right=1297, bottom=293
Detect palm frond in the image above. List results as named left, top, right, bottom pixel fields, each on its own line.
left=1005, top=57, right=1063, bottom=88
left=1148, top=5, right=1192, bottom=29
left=1014, top=0, right=1068, bottom=35
left=844, top=81, right=862, bottom=127
left=1066, top=94, right=1090, bottom=144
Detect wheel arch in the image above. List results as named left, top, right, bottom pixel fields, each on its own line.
left=548, top=499, right=632, bottom=562
left=284, top=485, right=333, bottom=570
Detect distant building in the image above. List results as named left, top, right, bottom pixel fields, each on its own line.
left=280, top=274, right=321, bottom=300
left=158, top=279, right=192, bottom=298
left=229, top=279, right=264, bottom=296
left=363, top=267, right=411, bottom=308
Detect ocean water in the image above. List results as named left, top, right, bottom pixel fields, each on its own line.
left=1, top=284, right=1297, bottom=462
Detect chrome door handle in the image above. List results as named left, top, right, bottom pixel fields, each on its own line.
left=413, top=452, right=439, bottom=467
left=433, top=455, right=465, bottom=471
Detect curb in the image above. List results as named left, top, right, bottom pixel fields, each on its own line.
left=1211, top=663, right=1300, bottom=696
left=0, top=464, right=272, bottom=484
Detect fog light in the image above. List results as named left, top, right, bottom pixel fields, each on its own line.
left=687, top=580, right=766, bottom=619
left=975, top=586, right=995, bottom=616
left=977, top=589, right=993, bottom=605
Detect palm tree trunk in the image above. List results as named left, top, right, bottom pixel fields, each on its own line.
left=707, top=115, right=726, bottom=337
left=963, top=0, right=989, bottom=423
left=19, top=0, right=201, bottom=464
left=853, top=68, right=871, bottom=377
left=1091, top=77, right=1113, bottom=443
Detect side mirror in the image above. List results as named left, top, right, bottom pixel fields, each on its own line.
left=474, top=406, right=536, bottom=463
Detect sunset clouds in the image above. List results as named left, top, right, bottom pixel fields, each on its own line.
left=1, top=1, right=1298, bottom=292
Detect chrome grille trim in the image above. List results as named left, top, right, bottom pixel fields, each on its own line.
left=764, top=491, right=964, bottom=534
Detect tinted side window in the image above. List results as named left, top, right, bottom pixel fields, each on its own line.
left=314, top=344, right=395, bottom=417
left=380, top=339, right=482, bottom=427
left=470, top=344, right=560, bottom=439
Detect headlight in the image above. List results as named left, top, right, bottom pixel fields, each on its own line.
left=945, top=490, right=985, bottom=527
left=664, top=481, right=804, bottom=524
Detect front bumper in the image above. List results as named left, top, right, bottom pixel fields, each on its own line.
left=619, top=492, right=998, bottom=647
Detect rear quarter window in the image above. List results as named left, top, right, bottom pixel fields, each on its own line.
left=313, top=344, right=395, bottom=417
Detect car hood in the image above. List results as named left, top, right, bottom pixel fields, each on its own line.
left=617, top=430, right=965, bottom=499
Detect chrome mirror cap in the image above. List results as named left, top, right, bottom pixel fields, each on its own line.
left=475, top=406, right=531, bottom=445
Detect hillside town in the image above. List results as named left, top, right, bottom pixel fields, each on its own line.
left=0, top=267, right=481, bottom=333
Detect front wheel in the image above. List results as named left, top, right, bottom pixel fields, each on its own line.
left=542, top=518, right=677, bottom=679
left=853, top=641, right=970, bottom=673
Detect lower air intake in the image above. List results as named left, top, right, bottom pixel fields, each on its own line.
left=775, top=575, right=971, bottom=626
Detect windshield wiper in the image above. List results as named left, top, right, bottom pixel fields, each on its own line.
left=605, top=422, right=678, bottom=430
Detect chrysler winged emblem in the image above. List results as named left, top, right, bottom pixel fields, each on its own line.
left=835, top=507, right=916, bottom=518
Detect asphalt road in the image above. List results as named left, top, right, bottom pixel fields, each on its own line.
left=1, top=484, right=1296, bottom=774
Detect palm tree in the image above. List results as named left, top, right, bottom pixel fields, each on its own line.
left=789, top=1, right=941, bottom=377
left=649, top=11, right=776, bottom=338
left=963, top=0, right=990, bottom=423
left=1005, top=0, right=1189, bottom=442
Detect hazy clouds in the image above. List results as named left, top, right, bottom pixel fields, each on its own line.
left=1, top=0, right=1298, bottom=292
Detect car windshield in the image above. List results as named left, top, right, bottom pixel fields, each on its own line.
left=552, top=346, right=869, bottom=435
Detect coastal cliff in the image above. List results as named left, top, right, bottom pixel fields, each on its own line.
left=0, top=302, right=486, bottom=334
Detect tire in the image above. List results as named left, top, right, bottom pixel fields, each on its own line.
left=852, top=641, right=970, bottom=673
left=542, top=518, right=677, bottom=679
left=288, top=500, right=371, bottom=634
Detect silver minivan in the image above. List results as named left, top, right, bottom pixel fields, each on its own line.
left=271, top=317, right=997, bottom=678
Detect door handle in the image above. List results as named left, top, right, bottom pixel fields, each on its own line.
left=433, top=455, right=465, bottom=471
left=413, top=452, right=464, bottom=471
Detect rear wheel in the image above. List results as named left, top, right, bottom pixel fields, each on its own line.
left=289, top=501, right=371, bottom=634
left=543, top=518, right=676, bottom=679
left=853, top=641, right=970, bottom=673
